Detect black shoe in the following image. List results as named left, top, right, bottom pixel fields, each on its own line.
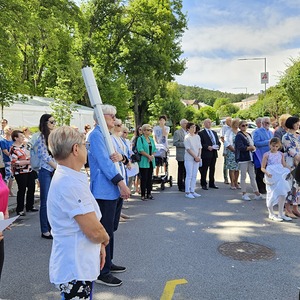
left=41, top=233, right=53, bottom=240
left=110, top=264, right=127, bottom=273
left=179, top=188, right=185, bottom=192
left=17, top=211, right=26, bottom=216
left=26, top=207, right=39, bottom=212
left=147, top=194, right=154, bottom=200
left=96, top=273, right=123, bottom=287
left=202, top=186, right=208, bottom=190
left=209, top=185, right=219, bottom=189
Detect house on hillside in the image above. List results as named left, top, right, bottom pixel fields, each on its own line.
left=181, top=99, right=210, bottom=110
left=233, top=94, right=259, bottom=110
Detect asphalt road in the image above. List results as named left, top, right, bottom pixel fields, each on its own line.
left=1, top=145, right=300, bottom=300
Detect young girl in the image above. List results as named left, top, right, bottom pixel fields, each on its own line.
left=261, top=137, right=291, bottom=222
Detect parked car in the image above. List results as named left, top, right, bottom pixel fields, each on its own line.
left=246, top=122, right=257, bottom=134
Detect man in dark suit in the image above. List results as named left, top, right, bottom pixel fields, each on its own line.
left=199, top=119, right=221, bottom=190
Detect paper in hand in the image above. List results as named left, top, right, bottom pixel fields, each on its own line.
left=0, top=216, right=19, bottom=231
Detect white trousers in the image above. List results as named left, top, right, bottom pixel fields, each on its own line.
left=238, top=161, right=258, bottom=193
left=184, top=160, right=200, bottom=193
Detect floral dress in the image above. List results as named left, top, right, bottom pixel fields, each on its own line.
left=282, top=132, right=300, bottom=204
left=225, top=130, right=239, bottom=171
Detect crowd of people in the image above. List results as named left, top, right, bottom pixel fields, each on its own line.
left=1, top=111, right=300, bottom=298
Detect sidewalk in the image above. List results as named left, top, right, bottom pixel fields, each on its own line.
left=8, top=182, right=40, bottom=215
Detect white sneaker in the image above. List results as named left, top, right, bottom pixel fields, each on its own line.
left=242, top=194, right=251, bottom=201
left=278, top=214, right=292, bottom=221
left=192, top=192, right=201, bottom=197
left=254, top=194, right=262, bottom=200
left=185, top=193, right=195, bottom=199
left=269, top=214, right=283, bottom=222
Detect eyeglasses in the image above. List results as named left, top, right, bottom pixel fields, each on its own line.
left=241, top=124, right=248, bottom=127
left=104, top=114, right=116, bottom=119
left=115, top=124, right=122, bottom=127
left=48, top=120, right=56, bottom=125
left=263, top=122, right=270, bottom=125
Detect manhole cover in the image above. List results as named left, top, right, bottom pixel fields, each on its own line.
left=218, top=242, right=275, bottom=261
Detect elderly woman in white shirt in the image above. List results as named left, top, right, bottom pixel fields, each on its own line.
left=47, top=126, right=109, bottom=299
left=184, top=122, right=202, bottom=199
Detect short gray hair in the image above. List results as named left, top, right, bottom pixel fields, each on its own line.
left=49, top=126, right=85, bottom=161
left=180, top=119, right=188, bottom=125
left=93, top=104, right=117, bottom=123
left=141, top=124, right=152, bottom=132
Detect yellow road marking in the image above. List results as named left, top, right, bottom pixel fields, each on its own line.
left=160, top=278, right=188, bottom=300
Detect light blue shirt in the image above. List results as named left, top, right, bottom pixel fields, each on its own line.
left=88, top=125, right=123, bottom=200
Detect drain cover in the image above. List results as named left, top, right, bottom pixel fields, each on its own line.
left=218, top=242, right=275, bottom=261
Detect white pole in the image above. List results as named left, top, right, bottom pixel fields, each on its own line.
left=81, top=66, right=121, bottom=172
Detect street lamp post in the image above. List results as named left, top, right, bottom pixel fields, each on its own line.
left=238, top=57, right=267, bottom=94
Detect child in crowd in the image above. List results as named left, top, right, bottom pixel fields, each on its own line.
left=261, top=137, right=292, bottom=222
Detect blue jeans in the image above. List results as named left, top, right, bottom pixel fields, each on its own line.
left=96, top=197, right=123, bottom=276
left=38, top=168, right=53, bottom=234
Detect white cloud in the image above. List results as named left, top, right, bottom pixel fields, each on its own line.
left=175, top=48, right=300, bottom=93
left=176, top=1, right=300, bottom=93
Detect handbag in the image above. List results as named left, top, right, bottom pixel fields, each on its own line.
left=131, top=149, right=141, bottom=163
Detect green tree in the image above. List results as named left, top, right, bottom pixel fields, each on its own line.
left=195, top=106, right=217, bottom=124
left=161, top=82, right=185, bottom=134
left=118, top=0, right=187, bottom=126
left=184, top=105, right=197, bottom=122
left=281, top=57, right=300, bottom=110
left=213, top=98, right=230, bottom=110
left=217, top=103, right=239, bottom=118
left=45, top=76, right=79, bottom=126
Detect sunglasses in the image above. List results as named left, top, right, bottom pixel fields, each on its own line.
left=115, top=124, right=122, bottom=127
left=241, top=124, right=248, bottom=127
left=48, top=120, right=56, bottom=125
left=104, top=114, right=116, bottom=119
left=85, top=142, right=90, bottom=150
left=263, top=122, right=270, bottom=125
left=123, top=131, right=128, bottom=134
left=145, top=129, right=153, bottom=132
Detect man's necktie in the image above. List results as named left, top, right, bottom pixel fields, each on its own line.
left=208, top=130, right=215, bottom=145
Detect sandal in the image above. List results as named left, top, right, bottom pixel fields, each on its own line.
left=230, top=186, right=237, bottom=190
left=292, top=210, right=300, bottom=217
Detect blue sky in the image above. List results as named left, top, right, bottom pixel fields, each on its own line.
left=176, top=0, right=300, bottom=93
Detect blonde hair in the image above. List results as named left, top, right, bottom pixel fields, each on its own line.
left=278, top=114, right=291, bottom=127
left=49, top=126, right=85, bottom=161
left=231, top=118, right=240, bottom=128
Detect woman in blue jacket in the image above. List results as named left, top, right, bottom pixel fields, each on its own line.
left=137, top=124, right=157, bottom=200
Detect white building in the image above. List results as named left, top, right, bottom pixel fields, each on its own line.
left=3, top=96, right=94, bottom=131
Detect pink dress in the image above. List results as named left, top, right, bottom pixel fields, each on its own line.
left=0, top=177, right=9, bottom=218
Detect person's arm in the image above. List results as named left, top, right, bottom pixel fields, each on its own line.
left=261, top=153, right=271, bottom=177
left=37, top=136, right=57, bottom=169
left=117, top=179, right=131, bottom=199
left=74, top=212, right=110, bottom=245
left=173, top=131, right=184, bottom=148
left=100, top=244, right=106, bottom=270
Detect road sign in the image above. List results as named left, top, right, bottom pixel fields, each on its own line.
left=261, top=72, right=269, bottom=84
